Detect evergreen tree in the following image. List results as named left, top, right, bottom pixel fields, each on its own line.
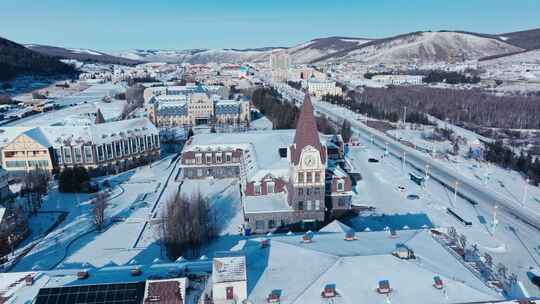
left=95, top=109, right=105, bottom=124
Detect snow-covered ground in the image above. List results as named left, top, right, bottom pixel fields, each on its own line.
left=11, top=154, right=181, bottom=271
left=250, top=116, right=273, bottom=130
left=347, top=141, right=540, bottom=296
left=5, top=82, right=126, bottom=127
left=180, top=178, right=243, bottom=236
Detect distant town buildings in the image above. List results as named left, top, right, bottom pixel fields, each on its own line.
left=180, top=94, right=353, bottom=233
left=307, top=79, right=343, bottom=97
left=371, top=74, right=424, bottom=85
left=0, top=118, right=160, bottom=176
left=270, top=51, right=290, bottom=82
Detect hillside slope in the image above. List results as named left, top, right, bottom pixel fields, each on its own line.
left=26, top=44, right=141, bottom=65
left=0, top=37, right=77, bottom=81
left=314, top=31, right=523, bottom=64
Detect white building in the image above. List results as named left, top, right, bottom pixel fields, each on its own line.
left=307, top=79, right=343, bottom=97
left=212, top=252, right=247, bottom=303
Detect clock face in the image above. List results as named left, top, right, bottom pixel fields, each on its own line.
left=303, top=155, right=316, bottom=167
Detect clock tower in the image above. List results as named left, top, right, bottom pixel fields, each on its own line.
left=289, top=93, right=326, bottom=221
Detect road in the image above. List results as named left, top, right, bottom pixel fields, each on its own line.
left=314, top=101, right=540, bottom=231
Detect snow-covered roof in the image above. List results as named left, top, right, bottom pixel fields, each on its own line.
left=0, top=118, right=158, bottom=149
left=184, top=130, right=330, bottom=181
left=243, top=192, right=292, bottom=214
left=239, top=229, right=501, bottom=304
left=319, top=220, right=352, bottom=233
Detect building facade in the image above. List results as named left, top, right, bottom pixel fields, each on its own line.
left=180, top=94, right=353, bottom=233
left=0, top=118, right=160, bottom=177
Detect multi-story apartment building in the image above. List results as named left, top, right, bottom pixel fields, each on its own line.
left=180, top=94, right=353, bottom=233
left=0, top=118, right=160, bottom=177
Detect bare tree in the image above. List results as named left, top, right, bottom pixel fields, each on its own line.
left=161, top=191, right=216, bottom=259
left=93, top=192, right=108, bottom=231
left=21, top=167, right=50, bottom=214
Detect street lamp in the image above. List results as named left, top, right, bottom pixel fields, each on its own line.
left=453, top=181, right=459, bottom=207
left=424, top=165, right=430, bottom=180
left=521, top=178, right=530, bottom=208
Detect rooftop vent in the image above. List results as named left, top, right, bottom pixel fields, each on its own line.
left=433, top=276, right=444, bottom=289
left=302, top=233, right=313, bottom=244
left=267, top=289, right=281, bottom=303
left=344, top=230, right=356, bottom=241
left=395, top=244, right=414, bottom=260
left=377, top=280, right=391, bottom=294
left=77, top=271, right=89, bottom=280
left=321, top=284, right=337, bottom=298
left=131, top=267, right=142, bottom=276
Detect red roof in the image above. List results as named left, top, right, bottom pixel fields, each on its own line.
left=291, top=94, right=326, bottom=165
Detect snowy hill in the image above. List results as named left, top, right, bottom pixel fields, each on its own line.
left=26, top=44, right=141, bottom=65
left=116, top=47, right=285, bottom=64
left=286, top=36, right=371, bottom=64
left=313, top=31, right=523, bottom=64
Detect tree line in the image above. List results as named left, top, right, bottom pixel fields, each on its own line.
left=321, top=93, right=433, bottom=126
left=483, top=140, right=540, bottom=185
left=252, top=87, right=299, bottom=129
left=346, top=86, right=540, bottom=129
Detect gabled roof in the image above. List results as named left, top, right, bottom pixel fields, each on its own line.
left=291, top=94, right=325, bottom=165
left=21, top=128, right=52, bottom=148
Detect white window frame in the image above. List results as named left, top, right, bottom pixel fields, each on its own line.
left=267, top=182, right=275, bottom=194
left=63, top=147, right=72, bottom=164
left=84, top=146, right=93, bottom=163
left=254, top=183, right=261, bottom=195
left=337, top=179, right=344, bottom=191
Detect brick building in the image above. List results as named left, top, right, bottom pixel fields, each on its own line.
left=180, top=94, right=353, bottom=233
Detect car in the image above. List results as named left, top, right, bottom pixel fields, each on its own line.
left=368, top=158, right=379, bottom=163
left=397, top=185, right=406, bottom=192
left=528, top=267, right=540, bottom=289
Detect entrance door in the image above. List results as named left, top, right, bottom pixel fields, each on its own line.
left=226, top=286, right=234, bottom=300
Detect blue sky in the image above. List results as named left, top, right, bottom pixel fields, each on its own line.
left=1, top=0, right=539, bottom=51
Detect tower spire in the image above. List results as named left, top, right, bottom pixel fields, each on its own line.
left=290, top=93, right=325, bottom=165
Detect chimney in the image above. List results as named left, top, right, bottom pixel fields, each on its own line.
left=25, top=275, right=34, bottom=286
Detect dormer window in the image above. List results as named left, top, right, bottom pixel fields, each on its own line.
left=337, top=180, right=344, bottom=191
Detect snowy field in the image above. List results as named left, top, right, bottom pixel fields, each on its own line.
left=347, top=142, right=540, bottom=296
left=5, top=82, right=126, bottom=127
left=11, top=155, right=181, bottom=272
